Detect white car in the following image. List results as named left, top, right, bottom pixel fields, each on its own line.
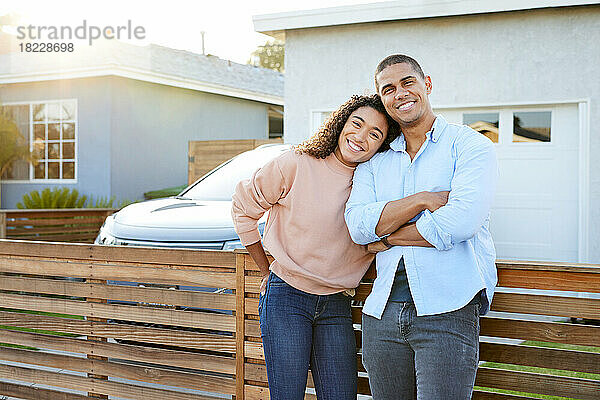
left=95, top=144, right=291, bottom=250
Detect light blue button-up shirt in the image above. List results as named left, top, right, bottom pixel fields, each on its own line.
left=345, top=116, right=498, bottom=318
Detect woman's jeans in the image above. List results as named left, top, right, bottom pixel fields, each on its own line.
left=362, top=297, right=481, bottom=399
left=259, top=272, right=357, bottom=400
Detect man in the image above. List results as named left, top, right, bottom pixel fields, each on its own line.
left=345, top=54, right=498, bottom=399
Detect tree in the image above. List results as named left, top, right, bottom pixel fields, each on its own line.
left=0, top=108, right=37, bottom=208
left=248, top=40, right=284, bottom=72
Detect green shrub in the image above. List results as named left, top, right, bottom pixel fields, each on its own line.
left=86, top=196, right=136, bottom=209
left=144, top=184, right=187, bottom=200
left=17, top=188, right=87, bottom=209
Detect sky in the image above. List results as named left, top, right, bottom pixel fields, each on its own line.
left=0, top=0, right=377, bottom=64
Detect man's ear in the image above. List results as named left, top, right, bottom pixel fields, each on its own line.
left=425, top=76, right=432, bottom=95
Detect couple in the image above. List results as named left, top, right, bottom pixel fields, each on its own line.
left=231, top=54, right=498, bottom=400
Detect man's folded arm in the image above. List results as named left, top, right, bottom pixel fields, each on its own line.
left=345, top=162, right=431, bottom=245
left=415, top=134, right=498, bottom=251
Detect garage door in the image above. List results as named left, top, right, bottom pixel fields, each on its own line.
left=437, top=104, right=579, bottom=262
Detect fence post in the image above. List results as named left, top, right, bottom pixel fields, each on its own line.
left=0, top=211, right=6, bottom=239
left=235, top=251, right=246, bottom=400
left=86, top=278, right=109, bottom=399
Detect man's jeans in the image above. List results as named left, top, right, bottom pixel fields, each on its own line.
left=259, top=272, right=357, bottom=400
left=362, top=296, right=481, bottom=399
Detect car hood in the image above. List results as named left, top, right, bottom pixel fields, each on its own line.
left=108, top=198, right=242, bottom=242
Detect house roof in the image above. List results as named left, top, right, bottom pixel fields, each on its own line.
left=0, top=38, right=284, bottom=105
left=254, top=0, right=599, bottom=39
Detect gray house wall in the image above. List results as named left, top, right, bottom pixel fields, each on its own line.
left=282, top=6, right=600, bottom=261
left=1, top=75, right=271, bottom=208
left=0, top=77, right=112, bottom=208
left=108, top=76, right=269, bottom=201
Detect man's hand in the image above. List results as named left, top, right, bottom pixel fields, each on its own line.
left=421, top=191, right=450, bottom=212
left=260, top=272, right=270, bottom=295
left=367, top=240, right=390, bottom=254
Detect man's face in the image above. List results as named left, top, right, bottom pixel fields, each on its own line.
left=376, top=63, right=432, bottom=126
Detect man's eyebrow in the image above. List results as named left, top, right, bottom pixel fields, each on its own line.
left=352, top=116, right=365, bottom=122
left=380, top=83, right=393, bottom=91
left=400, top=75, right=417, bottom=82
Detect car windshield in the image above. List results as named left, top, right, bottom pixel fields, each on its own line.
left=181, top=145, right=290, bottom=201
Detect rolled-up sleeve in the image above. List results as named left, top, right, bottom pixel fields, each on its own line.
left=344, top=161, right=388, bottom=245
left=416, top=132, right=498, bottom=250
left=231, top=157, right=289, bottom=246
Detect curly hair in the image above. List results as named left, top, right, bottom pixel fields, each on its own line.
left=295, top=94, right=400, bottom=159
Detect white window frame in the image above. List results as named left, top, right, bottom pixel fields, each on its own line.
left=309, top=109, right=335, bottom=138
left=1, top=98, right=78, bottom=184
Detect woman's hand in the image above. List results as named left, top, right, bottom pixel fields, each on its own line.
left=260, top=272, right=270, bottom=295
left=367, top=240, right=389, bottom=254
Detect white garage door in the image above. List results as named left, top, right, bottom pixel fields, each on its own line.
left=437, top=104, right=579, bottom=262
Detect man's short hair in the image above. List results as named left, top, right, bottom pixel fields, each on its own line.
left=374, top=54, right=425, bottom=90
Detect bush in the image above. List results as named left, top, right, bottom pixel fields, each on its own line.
left=17, top=188, right=136, bottom=210
left=17, top=188, right=87, bottom=209
left=87, top=196, right=136, bottom=209
left=143, top=184, right=187, bottom=200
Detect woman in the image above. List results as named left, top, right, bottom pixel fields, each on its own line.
left=231, top=94, right=399, bottom=400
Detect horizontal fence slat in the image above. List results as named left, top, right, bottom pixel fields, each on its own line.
left=0, top=256, right=236, bottom=287
left=498, top=268, right=600, bottom=293
left=480, top=342, right=600, bottom=374
left=0, top=240, right=237, bottom=267
left=491, top=292, right=600, bottom=319
left=245, top=319, right=261, bottom=337
left=9, top=224, right=104, bottom=234
left=0, top=364, right=226, bottom=400
left=0, top=346, right=235, bottom=394
left=480, top=317, right=600, bottom=347
left=7, top=217, right=105, bottom=227
left=0, top=381, right=91, bottom=400
left=4, top=208, right=115, bottom=218
left=0, top=275, right=236, bottom=310
left=0, top=293, right=236, bottom=331
left=0, top=310, right=236, bottom=353
left=0, top=329, right=235, bottom=374
left=475, top=366, right=600, bottom=400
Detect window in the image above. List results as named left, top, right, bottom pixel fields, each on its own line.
left=513, top=111, right=551, bottom=143
left=458, top=108, right=552, bottom=145
left=1, top=100, right=77, bottom=181
left=463, top=113, right=499, bottom=143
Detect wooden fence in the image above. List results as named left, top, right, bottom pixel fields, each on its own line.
left=238, top=252, right=600, bottom=400
left=0, top=209, right=116, bottom=243
left=188, top=139, right=284, bottom=185
left=0, top=240, right=238, bottom=400
left=0, top=240, right=599, bottom=399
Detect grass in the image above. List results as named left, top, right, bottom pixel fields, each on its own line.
left=0, top=307, right=84, bottom=350
left=0, top=307, right=85, bottom=320
left=476, top=341, right=600, bottom=400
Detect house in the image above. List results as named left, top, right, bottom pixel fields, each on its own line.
left=253, top=0, right=599, bottom=263
left=0, top=37, right=283, bottom=207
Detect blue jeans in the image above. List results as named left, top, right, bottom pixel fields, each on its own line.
left=259, top=272, right=357, bottom=400
left=362, top=296, right=481, bottom=399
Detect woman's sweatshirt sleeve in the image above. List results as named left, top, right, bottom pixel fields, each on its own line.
left=231, top=154, right=292, bottom=246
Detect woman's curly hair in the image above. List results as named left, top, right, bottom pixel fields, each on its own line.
left=295, top=94, right=400, bottom=159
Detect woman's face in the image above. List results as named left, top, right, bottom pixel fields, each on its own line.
left=334, top=106, right=389, bottom=167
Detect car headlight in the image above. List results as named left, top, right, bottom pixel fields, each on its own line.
left=222, top=240, right=244, bottom=250
left=95, top=229, right=119, bottom=245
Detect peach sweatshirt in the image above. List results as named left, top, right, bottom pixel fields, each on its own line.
left=231, top=150, right=374, bottom=295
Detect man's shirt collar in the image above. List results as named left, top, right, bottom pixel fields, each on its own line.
left=389, top=115, right=448, bottom=152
